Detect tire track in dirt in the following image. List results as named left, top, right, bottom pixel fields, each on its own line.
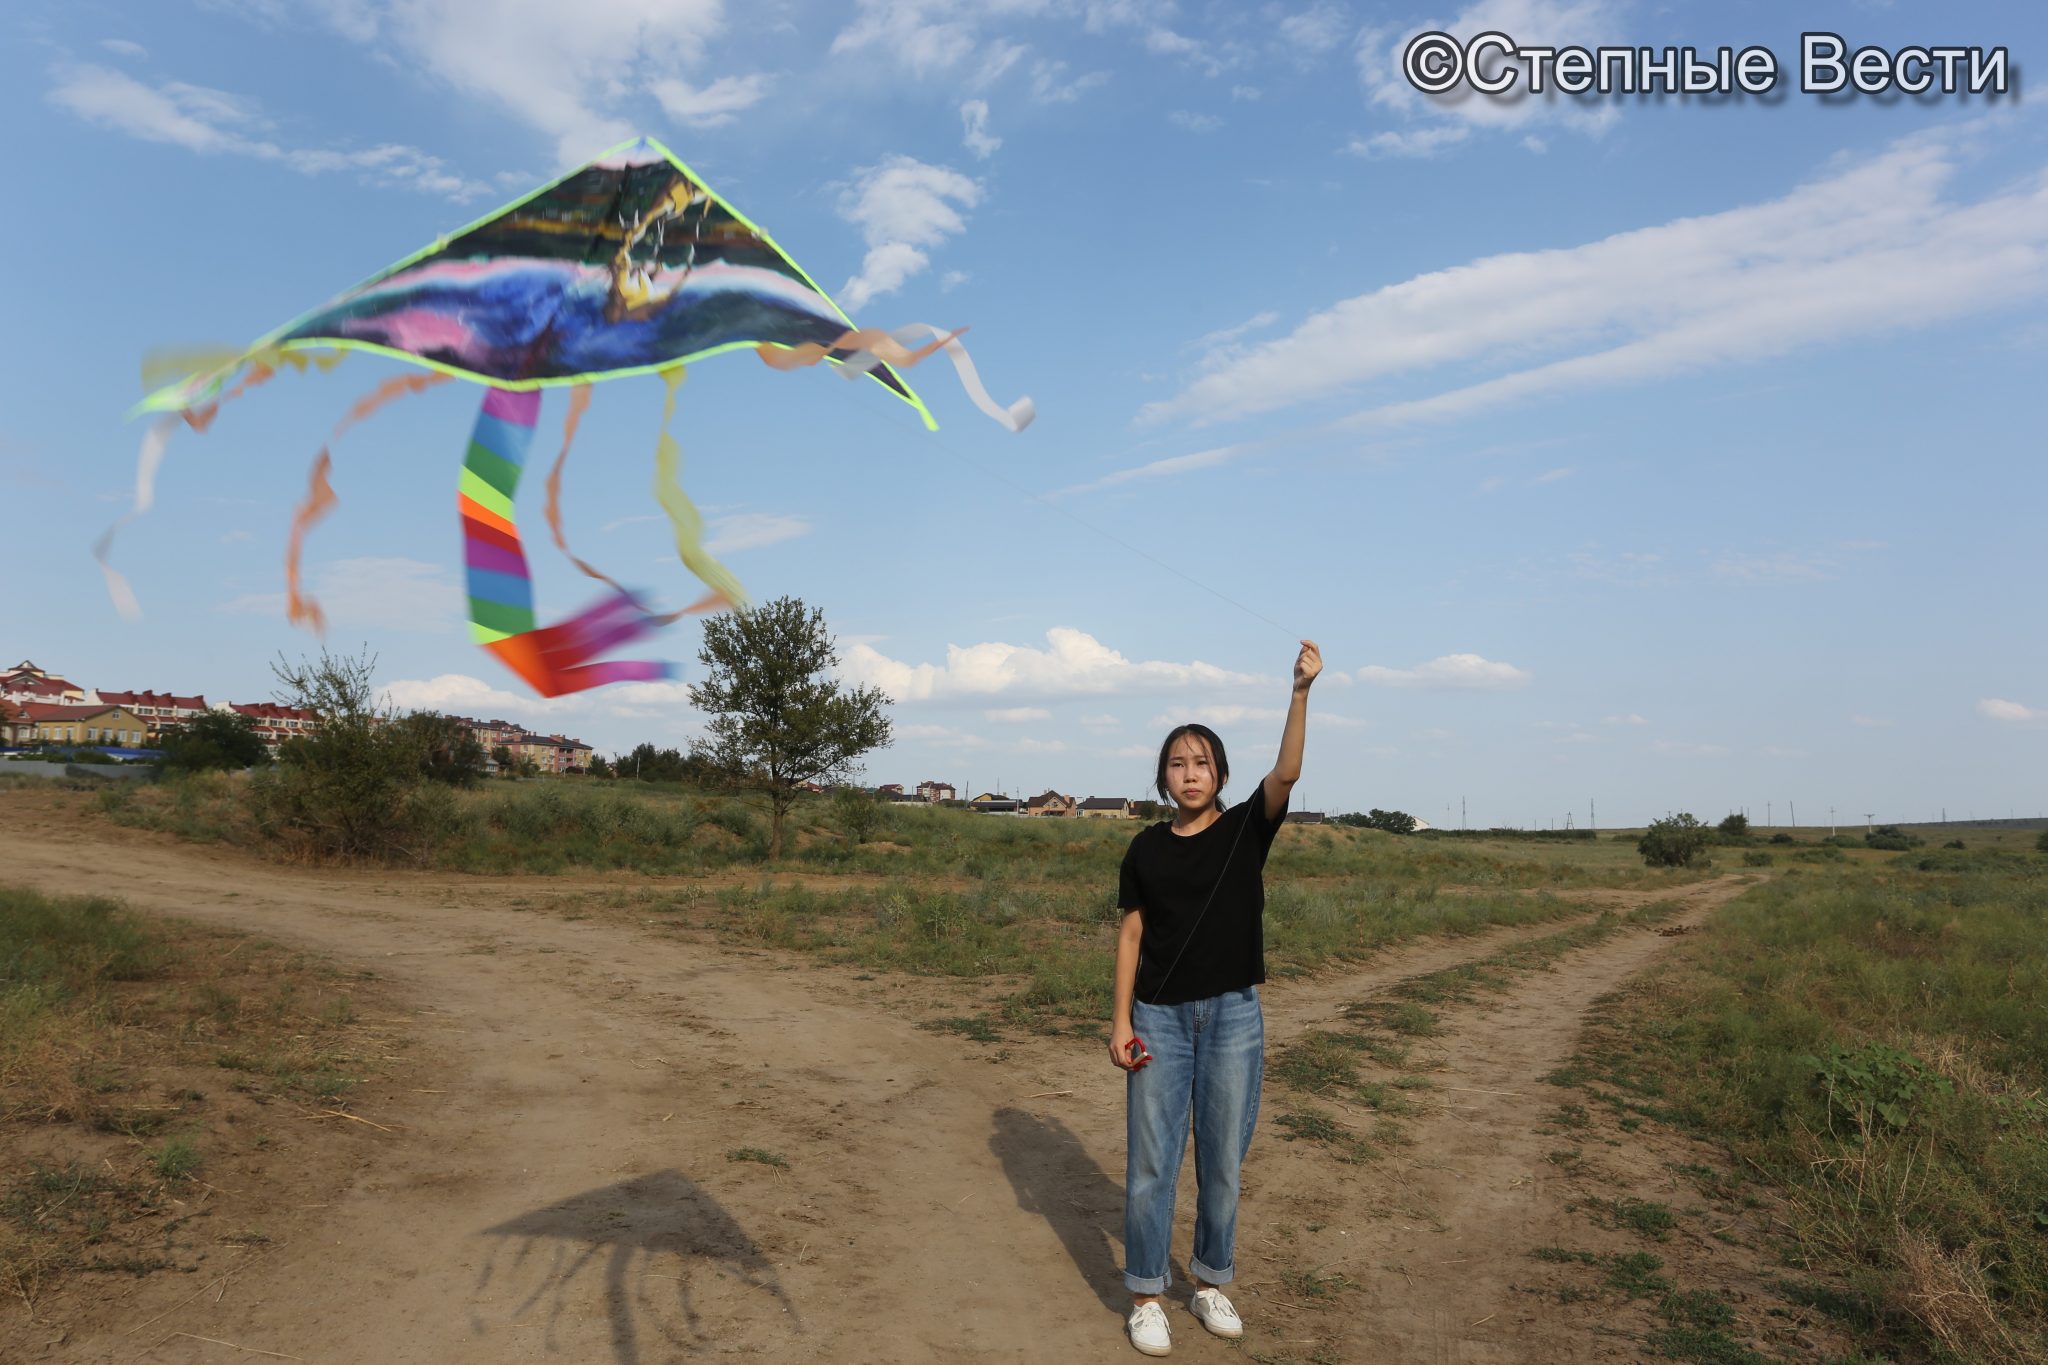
left=1237, top=875, right=1753, bottom=1363
left=1, top=807, right=1737, bottom=1364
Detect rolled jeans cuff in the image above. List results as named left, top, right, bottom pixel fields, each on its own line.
left=1123, top=1267, right=1169, bottom=1295
left=1189, top=1255, right=1234, bottom=1285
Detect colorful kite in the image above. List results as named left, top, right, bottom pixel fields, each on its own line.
left=105, top=136, right=1031, bottom=696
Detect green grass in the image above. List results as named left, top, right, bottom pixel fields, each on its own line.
left=725, top=1147, right=789, bottom=1169
left=1554, top=858, right=2048, bottom=1362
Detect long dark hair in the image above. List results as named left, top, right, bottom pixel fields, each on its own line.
left=1154, top=723, right=1230, bottom=809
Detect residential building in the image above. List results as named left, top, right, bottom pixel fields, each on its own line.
left=2, top=661, right=85, bottom=705
left=915, top=780, right=956, bottom=803
left=511, top=732, right=594, bottom=774
left=1078, top=796, right=1135, bottom=819
left=1284, top=810, right=1327, bottom=825
left=7, top=702, right=150, bottom=748
left=969, top=793, right=1022, bottom=814
left=91, top=689, right=211, bottom=740
left=229, top=701, right=321, bottom=752
left=1024, top=789, right=1076, bottom=817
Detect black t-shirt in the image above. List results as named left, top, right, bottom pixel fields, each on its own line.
left=1118, top=775, right=1287, bottom=1005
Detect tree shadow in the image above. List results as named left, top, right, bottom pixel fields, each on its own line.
left=991, top=1106, right=1174, bottom=1315
left=472, top=1169, right=797, bottom=1364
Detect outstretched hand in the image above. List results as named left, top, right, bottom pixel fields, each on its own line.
left=1293, top=639, right=1322, bottom=693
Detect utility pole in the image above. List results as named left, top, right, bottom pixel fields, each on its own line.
left=1767, top=801, right=1772, bottom=828
left=1461, top=795, right=1467, bottom=830
left=1789, top=800, right=1796, bottom=828
left=1864, top=812, right=1875, bottom=833
left=1590, top=798, right=1596, bottom=833
left=1829, top=806, right=1835, bottom=836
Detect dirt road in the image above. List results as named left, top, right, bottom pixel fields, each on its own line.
left=1, top=813, right=1763, bottom=1363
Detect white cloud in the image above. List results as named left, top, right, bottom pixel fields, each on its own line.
left=1531, top=466, right=1574, bottom=484
left=1144, top=127, right=2048, bottom=429
left=1712, top=551, right=1835, bottom=585
left=1080, top=713, right=1122, bottom=730
left=1013, top=737, right=1067, bottom=753
left=1231, top=84, right=1262, bottom=100
left=960, top=98, right=1001, bottom=158
left=1191, top=310, right=1280, bottom=352
left=1169, top=110, right=1223, bottom=133
left=48, top=63, right=491, bottom=198
left=1976, top=698, right=2044, bottom=725
left=215, top=557, right=463, bottom=634
left=986, top=706, right=1052, bottom=722
left=99, top=38, right=148, bottom=58
left=702, top=512, right=810, bottom=555
left=897, top=721, right=990, bottom=749
left=1356, top=653, right=1530, bottom=690
left=345, top=0, right=728, bottom=165
left=832, top=0, right=977, bottom=74
left=1342, top=125, right=1469, bottom=159
left=841, top=627, right=1267, bottom=702
left=379, top=672, right=698, bottom=724
left=1054, top=443, right=1252, bottom=497
left=1150, top=705, right=1285, bottom=727
left=836, top=155, right=982, bottom=311
left=1029, top=57, right=1110, bottom=102
left=651, top=72, right=772, bottom=128
left=1851, top=715, right=1897, bottom=729
left=1602, top=712, right=1646, bottom=726
left=1356, top=0, right=1626, bottom=139
left=1277, top=3, right=1348, bottom=54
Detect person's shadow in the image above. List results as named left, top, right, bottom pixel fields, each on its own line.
left=990, top=1107, right=1191, bottom=1314
left=471, top=1169, right=797, bottom=1364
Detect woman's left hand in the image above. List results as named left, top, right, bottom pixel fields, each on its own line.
left=1293, top=639, right=1322, bottom=692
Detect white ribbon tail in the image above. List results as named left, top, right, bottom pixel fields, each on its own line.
left=838, top=324, right=1034, bottom=434
left=93, top=414, right=179, bottom=621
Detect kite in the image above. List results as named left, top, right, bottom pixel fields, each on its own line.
left=106, top=136, right=1032, bottom=697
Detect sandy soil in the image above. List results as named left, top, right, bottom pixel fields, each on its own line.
left=0, top=802, right=1833, bottom=1363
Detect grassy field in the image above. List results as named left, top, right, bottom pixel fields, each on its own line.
left=1556, top=842, right=2047, bottom=1362
left=0, top=885, right=399, bottom=1308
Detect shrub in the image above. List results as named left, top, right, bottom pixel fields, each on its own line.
left=157, top=710, right=268, bottom=774
left=1864, top=825, right=1923, bottom=852
left=1638, top=814, right=1711, bottom=868
left=832, top=786, right=884, bottom=845
left=1716, top=813, right=1749, bottom=838
left=1741, top=850, right=1774, bottom=867
left=2037, top=828, right=2048, bottom=855
left=1769, top=832, right=1796, bottom=844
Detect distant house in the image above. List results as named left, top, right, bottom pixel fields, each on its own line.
left=877, top=783, right=906, bottom=797
left=511, top=732, right=594, bottom=775
left=2, top=661, right=85, bottom=705
left=1078, top=796, right=1134, bottom=819
left=916, top=780, right=956, bottom=803
left=91, top=689, right=211, bottom=739
left=228, top=701, right=320, bottom=752
left=1024, top=789, right=1075, bottom=817
left=970, top=793, right=1022, bottom=814
left=7, top=702, right=149, bottom=748
left=1284, top=810, right=1327, bottom=825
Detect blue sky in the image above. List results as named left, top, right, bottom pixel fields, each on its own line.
left=3, top=0, right=2043, bottom=826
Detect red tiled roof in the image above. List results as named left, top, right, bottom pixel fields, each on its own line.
left=96, top=689, right=208, bottom=710
left=14, top=701, right=131, bottom=722
left=4, top=676, right=80, bottom=697
left=230, top=702, right=319, bottom=721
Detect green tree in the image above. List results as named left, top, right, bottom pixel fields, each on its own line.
left=587, top=753, right=614, bottom=778
left=490, top=744, right=515, bottom=775
left=832, top=785, right=884, bottom=845
left=1717, top=812, right=1749, bottom=838
left=1363, top=808, right=1418, bottom=835
left=689, top=596, right=892, bottom=859
left=1639, top=813, right=1712, bottom=868
left=158, top=709, right=269, bottom=773
left=388, top=711, right=487, bottom=787
left=2036, top=828, right=2048, bottom=855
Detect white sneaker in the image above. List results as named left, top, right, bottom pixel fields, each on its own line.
left=1188, top=1287, right=1243, bottom=1339
left=1127, top=1299, right=1172, bottom=1356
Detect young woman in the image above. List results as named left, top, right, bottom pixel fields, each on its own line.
left=1109, top=640, right=1322, bottom=1356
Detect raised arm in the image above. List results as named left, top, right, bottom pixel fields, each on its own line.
left=1262, top=639, right=1322, bottom=824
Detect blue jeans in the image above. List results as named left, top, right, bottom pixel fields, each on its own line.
left=1123, top=986, right=1263, bottom=1294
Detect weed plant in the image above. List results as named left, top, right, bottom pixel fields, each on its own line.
left=1561, top=862, right=2048, bottom=1361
